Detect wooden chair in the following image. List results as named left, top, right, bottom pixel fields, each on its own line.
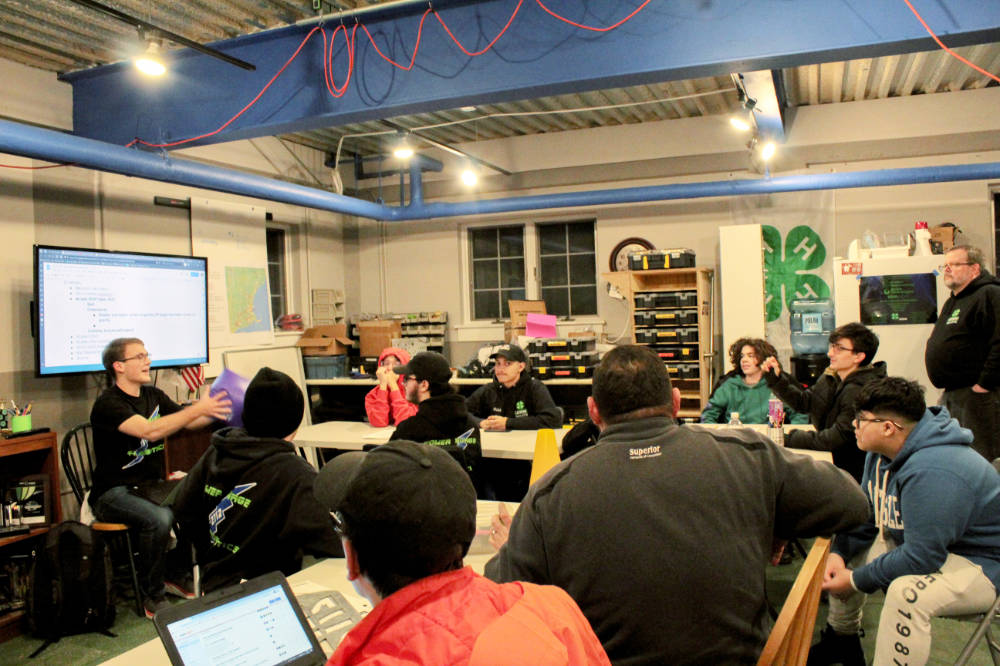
left=60, top=423, right=144, bottom=617
left=757, top=537, right=831, bottom=666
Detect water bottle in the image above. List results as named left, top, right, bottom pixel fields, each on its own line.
left=914, top=221, right=933, bottom=257
left=728, top=412, right=742, bottom=426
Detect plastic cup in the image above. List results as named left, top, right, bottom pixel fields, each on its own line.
left=11, top=414, right=32, bottom=433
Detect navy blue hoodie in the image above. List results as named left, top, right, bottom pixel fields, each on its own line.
left=834, top=406, right=1000, bottom=593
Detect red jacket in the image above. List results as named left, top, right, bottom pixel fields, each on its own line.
left=327, top=567, right=610, bottom=666
left=364, top=347, right=418, bottom=427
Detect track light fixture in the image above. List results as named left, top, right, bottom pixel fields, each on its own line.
left=460, top=167, right=478, bottom=186
left=135, top=38, right=166, bottom=77
left=392, top=133, right=414, bottom=160
left=729, top=93, right=757, bottom=132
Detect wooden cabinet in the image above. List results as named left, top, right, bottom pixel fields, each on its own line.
left=603, top=268, right=714, bottom=419
left=0, top=431, right=63, bottom=641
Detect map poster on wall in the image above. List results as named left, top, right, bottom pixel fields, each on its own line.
left=192, top=199, right=274, bottom=350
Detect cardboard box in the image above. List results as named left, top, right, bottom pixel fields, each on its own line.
left=296, top=324, right=353, bottom=356
left=508, top=300, right=547, bottom=327
left=930, top=224, right=957, bottom=252
left=503, top=323, right=525, bottom=343
left=358, top=319, right=403, bottom=357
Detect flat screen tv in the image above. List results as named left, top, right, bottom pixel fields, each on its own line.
left=859, top=273, right=938, bottom=326
left=34, top=245, right=209, bottom=376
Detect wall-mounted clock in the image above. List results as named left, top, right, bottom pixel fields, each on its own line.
left=608, top=237, right=654, bottom=271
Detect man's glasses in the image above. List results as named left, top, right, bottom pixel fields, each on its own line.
left=119, top=352, right=150, bottom=363
left=852, top=414, right=904, bottom=430
left=329, top=510, right=346, bottom=536
left=828, top=342, right=855, bottom=354
left=939, top=262, right=973, bottom=271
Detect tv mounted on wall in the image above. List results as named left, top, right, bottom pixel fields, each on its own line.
left=34, top=245, right=209, bottom=377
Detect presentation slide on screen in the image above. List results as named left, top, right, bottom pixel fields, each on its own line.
left=38, top=250, right=208, bottom=373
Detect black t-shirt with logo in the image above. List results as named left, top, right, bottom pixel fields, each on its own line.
left=89, top=385, right=181, bottom=501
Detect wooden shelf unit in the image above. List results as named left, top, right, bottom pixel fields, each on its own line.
left=0, top=430, right=63, bottom=641
left=603, top=268, right=714, bottom=418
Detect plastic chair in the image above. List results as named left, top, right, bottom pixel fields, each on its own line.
left=60, top=423, right=144, bottom=617
left=757, top=537, right=831, bottom=666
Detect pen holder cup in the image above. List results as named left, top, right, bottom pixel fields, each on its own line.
left=11, top=415, right=31, bottom=433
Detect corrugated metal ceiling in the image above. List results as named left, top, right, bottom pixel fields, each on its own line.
left=1, top=0, right=997, bottom=163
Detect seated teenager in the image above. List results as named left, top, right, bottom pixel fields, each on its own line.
left=172, top=367, right=342, bottom=593
left=313, top=440, right=611, bottom=666
left=389, top=352, right=482, bottom=489
left=364, top=347, right=417, bottom=427
left=761, top=322, right=886, bottom=482
left=701, top=337, right=807, bottom=424
left=466, top=344, right=562, bottom=431
left=90, top=337, right=231, bottom=617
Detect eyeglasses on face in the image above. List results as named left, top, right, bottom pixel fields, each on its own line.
left=852, top=413, right=904, bottom=430
left=828, top=342, right=855, bottom=354
left=939, top=262, right=973, bottom=271
left=119, top=352, right=150, bottom=363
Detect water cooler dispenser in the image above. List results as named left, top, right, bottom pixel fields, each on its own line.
left=789, top=299, right=833, bottom=387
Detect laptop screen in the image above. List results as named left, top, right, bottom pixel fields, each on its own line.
left=156, top=573, right=325, bottom=666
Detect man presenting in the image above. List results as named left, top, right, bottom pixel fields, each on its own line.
left=90, top=337, right=231, bottom=617
left=925, top=244, right=1000, bottom=461
left=485, top=345, right=869, bottom=664
left=809, top=377, right=1000, bottom=666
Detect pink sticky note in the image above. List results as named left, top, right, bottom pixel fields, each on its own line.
left=526, top=313, right=558, bottom=338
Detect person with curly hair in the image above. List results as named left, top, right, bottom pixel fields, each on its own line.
left=701, top=337, right=807, bottom=424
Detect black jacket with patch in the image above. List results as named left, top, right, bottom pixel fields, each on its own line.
left=925, top=270, right=1000, bottom=391
left=765, top=361, right=887, bottom=482
left=465, top=373, right=562, bottom=430
left=171, top=427, right=342, bottom=593
left=390, top=392, right=482, bottom=486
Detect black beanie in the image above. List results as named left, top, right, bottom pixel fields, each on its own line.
left=242, top=367, right=304, bottom=439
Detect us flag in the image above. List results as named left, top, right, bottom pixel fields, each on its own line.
left=180, top=365, right=204, bottom=393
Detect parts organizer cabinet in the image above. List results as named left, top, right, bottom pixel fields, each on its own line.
left=0, top=430, right=63, bottom=641
left=603, top=268, right=714, bottom=419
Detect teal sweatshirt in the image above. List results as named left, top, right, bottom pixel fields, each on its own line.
left=701, top=374, right=809, bottom=424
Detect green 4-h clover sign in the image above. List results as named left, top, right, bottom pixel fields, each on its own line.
left=763, top=225, right=831, bottom=322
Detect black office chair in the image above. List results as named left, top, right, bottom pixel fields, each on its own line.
left=60, top=423, right=144, bottom=617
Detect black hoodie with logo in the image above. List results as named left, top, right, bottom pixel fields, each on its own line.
left=465, top=373, right=562, bottom=430
left=390, top=392, right=483, bottom=485
left=925, top=270, right=1000, bottom=391
left=172, top=427, right=342, bottom=593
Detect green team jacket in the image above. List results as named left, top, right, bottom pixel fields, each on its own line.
left=701, top=374, right=809, bottom=424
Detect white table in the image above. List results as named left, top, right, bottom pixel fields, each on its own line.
left=295, top=421, right=566, bottom=461
left=102, top=501, right=510, bottom=665
left=694, top=423, right=833, bottom=464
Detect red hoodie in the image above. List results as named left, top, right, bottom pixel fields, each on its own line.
left=364, top=347, right=418, bottom=427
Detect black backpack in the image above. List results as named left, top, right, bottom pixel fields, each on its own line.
left=27, top=520, right=115, bottom=656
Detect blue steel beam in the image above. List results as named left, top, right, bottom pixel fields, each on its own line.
left=63, top=0, right=1000, bottom=148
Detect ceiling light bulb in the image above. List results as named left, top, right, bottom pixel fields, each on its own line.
left=135, top=42, right=166, bottom=76
left=461, top=169, right=478, bottom=186
left=393, top=144, right=414, bottom=160
left=729, top=116, right=752, bottom=131
left=760, top=141, right=776, bottom=161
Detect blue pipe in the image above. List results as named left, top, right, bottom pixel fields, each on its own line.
left=0, top=119, right=392, bottom=220
left=2, top=118, right=1000, bottom=222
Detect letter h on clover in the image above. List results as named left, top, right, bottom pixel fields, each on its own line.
left=763, top=225, right=831, bottom=323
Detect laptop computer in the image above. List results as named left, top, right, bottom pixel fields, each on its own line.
left=153, top=570, right=327, bottom=666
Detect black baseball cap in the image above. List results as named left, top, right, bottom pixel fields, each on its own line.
left=394, top=351, right=453, bottom=384
left=313, top=441, right=477, bottom=575
left=490, top=344, right=527, bottom=364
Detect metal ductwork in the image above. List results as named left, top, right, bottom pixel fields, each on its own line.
left=2, top=118, right=1000, bottom=222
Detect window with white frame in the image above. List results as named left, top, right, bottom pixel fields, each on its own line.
left=266, top=226, right=288, bottom=320
left=470, top=225, right=526, bottom=320
left=538, top=221, right=597, bottom=317
left=467, top=220, right=597, bottom=321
